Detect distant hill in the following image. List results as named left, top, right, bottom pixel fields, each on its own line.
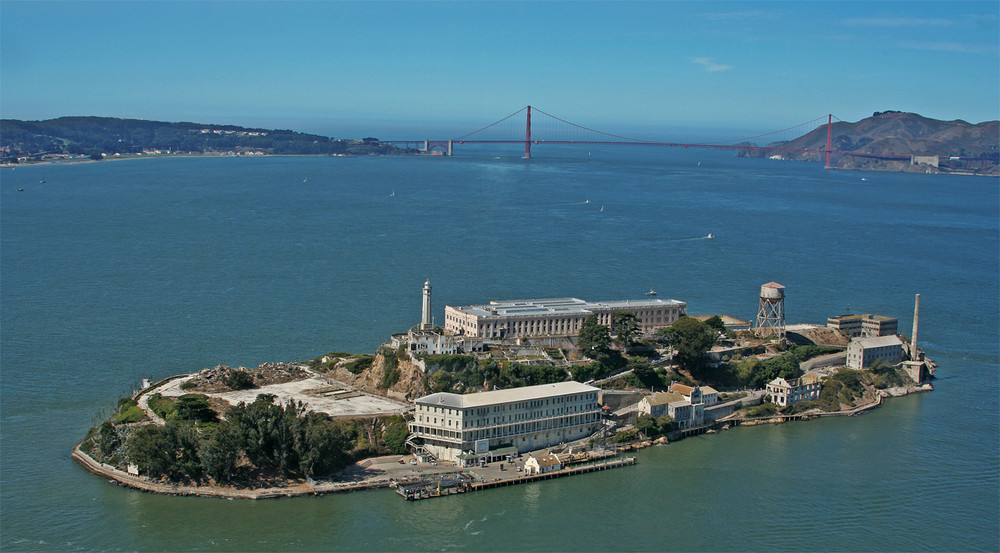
left=741, top=112, right=999, bottom=175
left=0, top=116, right=413, bottom=163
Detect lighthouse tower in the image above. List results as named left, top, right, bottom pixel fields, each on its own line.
left=421, top=280, right=433, bottom=330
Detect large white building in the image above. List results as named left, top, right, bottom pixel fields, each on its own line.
left=408, top=381, right=602, bottom=466
left=444, top=297, right=686, bottom=339
left=846, top=335, right=905, bottom=369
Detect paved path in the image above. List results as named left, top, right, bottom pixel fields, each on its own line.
left=136, top=386, right=169, bottom=425
left=801, top=352, right=847, bottom=371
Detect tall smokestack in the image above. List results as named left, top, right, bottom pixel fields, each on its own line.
left=911, top=293, right=920, bottom=361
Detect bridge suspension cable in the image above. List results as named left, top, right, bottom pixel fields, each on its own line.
left=453, top=106, right=527, bottom=141
left=528, top=106, right=656, bottom=143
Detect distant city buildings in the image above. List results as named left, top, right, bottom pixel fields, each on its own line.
left=444, top=297, right=686, bottom=339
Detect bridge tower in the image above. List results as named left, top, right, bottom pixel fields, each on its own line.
left=754, top=281, right=786, bottom=341
left=825, top=114, right=833, bottom=169
left=523, top=105, right=532, bottom=159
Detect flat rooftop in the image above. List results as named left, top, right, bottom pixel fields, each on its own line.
left=450, top=297, right=685, bottom=318
left=415, top=381, right=598, bottom=409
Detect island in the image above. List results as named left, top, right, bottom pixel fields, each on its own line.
left=73, top=282, right=934, bottom=500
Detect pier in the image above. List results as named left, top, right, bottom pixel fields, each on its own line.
left=395, top=457, right=637, bottom=501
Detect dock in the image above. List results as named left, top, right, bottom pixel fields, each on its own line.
left=395, top=457, right=637, bottom=501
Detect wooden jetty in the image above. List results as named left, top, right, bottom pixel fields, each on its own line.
left=396, top=457, right=637, bottom=501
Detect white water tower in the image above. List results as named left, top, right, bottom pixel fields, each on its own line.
left=754, top=281, right=786, bottom=340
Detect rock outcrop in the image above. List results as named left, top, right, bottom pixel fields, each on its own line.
left=331, top=350, right=427, bottom=401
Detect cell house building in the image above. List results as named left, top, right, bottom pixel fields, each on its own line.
left=443, top=297, right=686, bottom=339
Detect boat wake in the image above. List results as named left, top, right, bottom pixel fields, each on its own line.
left=666, top=234, right=716, bottom=242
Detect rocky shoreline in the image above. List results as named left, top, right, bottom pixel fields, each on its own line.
left=72, top=381, right=932, bottom=500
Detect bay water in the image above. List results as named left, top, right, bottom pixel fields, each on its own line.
left=1, top=147, right=997, bottom=551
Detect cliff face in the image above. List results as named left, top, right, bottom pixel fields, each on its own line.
left=744, top=112, right=999, bottom=175
left=333, top=350, right=427, bottom=401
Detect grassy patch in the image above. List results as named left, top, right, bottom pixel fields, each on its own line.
left=344, top=355, right=374, bottom=374
left=746, top=403, right=779, bottom=417
left=113, top=402, right=148, bottom=425
left=146, top=393, right=178, bottom=419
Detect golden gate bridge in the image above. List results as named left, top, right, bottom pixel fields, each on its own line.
left=384, top=105, right=988, bottom=170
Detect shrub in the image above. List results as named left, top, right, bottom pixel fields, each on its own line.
left=113, top=402, right=148, bottom=425
left=175, top=394, right=218, bottom=423
left=380, top=366, right=401, bottom=389
left=224, top=369, right=255, bottom=390
left=782, top=400, right=819, bottom=415
left=146, top=393, right=178, bottom=419
left=869, top=359, right=907, bottom=389
left=344, top=355, right=374, bottom=374
left=179, top=381, right=197, bottom=391
left=611, top=428, right=640, bottom=443
left=746, top=403, right=778, bottom=417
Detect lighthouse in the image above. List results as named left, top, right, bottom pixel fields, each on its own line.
left=421, top=280, right=433, bottom=330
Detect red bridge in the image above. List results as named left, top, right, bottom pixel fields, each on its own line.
left=385, top=106, right=995, bottom=170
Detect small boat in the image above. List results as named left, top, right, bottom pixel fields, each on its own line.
left=600, top=205, right=604, bottom=212
left=646, top=289, right=657, bottom=296
left=707, top=233, right=714, bottom=239
left=390, top=190, right=395, bottom=197
left=584, top=200, right=590, bottom=204
left=303, top=178, right=308, bottom=183
left=17, top=188, right=24, bottom=192
left=39, top=179, right=45, bottom=184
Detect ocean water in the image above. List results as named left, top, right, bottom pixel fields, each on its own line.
left=1, top=147, right=997, bottom=552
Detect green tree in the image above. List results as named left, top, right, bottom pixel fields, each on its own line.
left=704, top=316, right=726, bottom=332
left=612, top=312, right=641, bottom=350
left=127, top=424, right=174, bottom=477
left=577, top=315, right=612, bottom=358
left=633, top=414, right=660, bottom=437
left=199, top=422, right=240, bottom=483
left=175, top=394, right=217, bottom=423
left=97, top=421, right=121, bottom=458
left=382, top=416, right=410, bottom=455
left=627, top=356, right=659, bottom=388
left=655, top=415, right=677, bottom=433
left=659, top=316, right=718, bottom=375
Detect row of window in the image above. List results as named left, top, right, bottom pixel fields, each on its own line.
left=410, top=414, right=601, bottom=443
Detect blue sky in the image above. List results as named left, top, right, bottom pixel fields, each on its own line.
left=2, top=1, right=997, bottom=139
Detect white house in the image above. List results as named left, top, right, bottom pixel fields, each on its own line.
left=524, top=453, right=562, bottom=475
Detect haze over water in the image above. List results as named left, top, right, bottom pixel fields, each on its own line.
left=1, top=147, right=997, bottom=551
